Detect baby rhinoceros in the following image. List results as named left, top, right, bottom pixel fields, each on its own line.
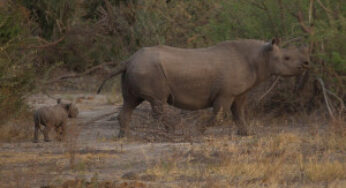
left=33, top=99, right=79, bottom=143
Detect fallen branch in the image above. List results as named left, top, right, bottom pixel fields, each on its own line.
left=80, top=110, right=118, bottom=127
left=44, top=61, right=116, bottom=84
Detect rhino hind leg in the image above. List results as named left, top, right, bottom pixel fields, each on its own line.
left=231, top=95, right=250, bottom=136
left=118, top=98, right=143, bottom=138
left=33, top=118, right=40, bottom=143
left=200, top=97, right=234, bottom=133
left=60, top=123, right=66, bottom=141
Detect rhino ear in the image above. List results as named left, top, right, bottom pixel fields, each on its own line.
left=300, top=45, right=309, bottom=54
left=264, top=43, right=274, bottom=51
left=64, top=103, right=71, bottom=111
left=271, top=37, right=280, bottom=46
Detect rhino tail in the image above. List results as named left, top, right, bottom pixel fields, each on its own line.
left=97, top=60, right=128, bottom=94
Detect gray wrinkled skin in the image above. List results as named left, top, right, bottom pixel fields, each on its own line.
left=106, top=39, right=309, bottom=137
left=33, top=100, right=79, bottom=143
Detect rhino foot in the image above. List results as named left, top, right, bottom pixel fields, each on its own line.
left=164, top=125, right=175, bottom=134
left=44, top=139, right=51, bottom=142
left=33, top=139, right=39, bottom=143
left=198, top=125, right=207, bottom=134
left=237, top=129, right=250, bottom=136
left=118, top=130, right=127, bottom=138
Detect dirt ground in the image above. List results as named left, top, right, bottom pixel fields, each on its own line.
left=0, top=93, right=345, bottom=188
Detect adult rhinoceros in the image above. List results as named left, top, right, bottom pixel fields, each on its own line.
left=98, top=39, right=309, bottom=137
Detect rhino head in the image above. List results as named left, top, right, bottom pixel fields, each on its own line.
left=265, top=38, right=310, bottom=77
left=67, top=103, right=79, bottom=118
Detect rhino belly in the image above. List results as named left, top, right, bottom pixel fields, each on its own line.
left=167, top=84, right=215, bottom=110
left=168, top=95, right=212, bottom=110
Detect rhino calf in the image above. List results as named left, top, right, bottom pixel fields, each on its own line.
left=33, top=99, right=79, bottom=143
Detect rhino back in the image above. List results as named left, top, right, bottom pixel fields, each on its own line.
left=35, top=105, right=68, bottom=126
left=124, top=40, right=264, bottom=109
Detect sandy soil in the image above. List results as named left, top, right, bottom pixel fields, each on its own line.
left=0, top=93, right=344, bottom=188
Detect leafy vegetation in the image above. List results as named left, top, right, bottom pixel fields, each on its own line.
left=0, top=0, right=345, bottom=123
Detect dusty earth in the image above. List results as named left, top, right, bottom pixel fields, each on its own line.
left=0, top=93, right=345, bottom=188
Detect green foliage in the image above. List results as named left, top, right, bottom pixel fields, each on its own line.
left=18, top=0, right=78, bottom=39
left=0, top=2, right=36, bottom=124
left=0, top=0, right=345, bottom=125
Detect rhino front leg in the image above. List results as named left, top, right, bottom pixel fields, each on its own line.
left=232, top=95, right=249, bottom=136
left=56, top=122, right=66, bottom=142
left=43, top=125, right=52, bottom=142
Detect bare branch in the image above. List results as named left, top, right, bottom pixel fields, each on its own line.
left=325, top=88, right=345, bottom=117
left=308, top=0, right=314, bottom=25
left=29, top=36, right=65, bottom=49
left=316, top=0, right=333, bottom=14
left=294, top=11, right=313, bottom=34
left=250, top=1, right=266, bottom=10
left=316, top=77, right=335, bottom=120
left=257, top=76, right=281, bottom=102
left=44, top=61, right=116, bottom=84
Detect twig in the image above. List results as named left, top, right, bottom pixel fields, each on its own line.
left=316, top=0, right=333, bottom=14
left=257, top=76, right=281, bottom=102
left=316, top=77, right=335, bottom=120
left=281, top=37, right=303, bottom=47
left=325, top=88, right=345, bottom=117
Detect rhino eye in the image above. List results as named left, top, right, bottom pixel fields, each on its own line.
left=284, top=56, right=291, bottom=61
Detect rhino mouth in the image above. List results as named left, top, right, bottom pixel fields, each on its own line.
left=298, top=64, right=310, bottom=71
left=301, top=61, right=310, bottom=69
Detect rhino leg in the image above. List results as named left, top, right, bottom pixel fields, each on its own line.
left=56, top=122, right=66, bottom=142
left=232, top=95, right=249, bottom=136
left=33, top=118, right=40, bottom=143
left=200, top=97, right=234, bottom=133
left=55, top=126, right=61, bottom=141
left=150, top=100, right=174, bottom=133
left=60, top=122, right=66, bottom=141
left=43, top=125, right=52, bottom=142
left=118, top=98, right=143, bottom=138
left=60, top=122, right=66, bottom=140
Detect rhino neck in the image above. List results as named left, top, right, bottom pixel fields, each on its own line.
left=253, top=51, right=274, bottom=85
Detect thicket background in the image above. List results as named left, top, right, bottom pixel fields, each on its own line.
left=0, top=0, right=345, bottom=127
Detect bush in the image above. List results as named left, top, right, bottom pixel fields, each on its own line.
left=0, top=0, right=344, bottom=134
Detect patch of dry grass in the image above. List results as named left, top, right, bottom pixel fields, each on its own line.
left=143, top=125, right=346, bottom=187
left=0, top=109, right=33, bottom=142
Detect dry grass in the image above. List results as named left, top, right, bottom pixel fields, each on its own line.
left=141, top=121, right=346, bottom=187
left=1, top=94, right=345, bottom=187
left=0, top=109, right=33, bottom=142
left=1, top=119, right=345, bottom=187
